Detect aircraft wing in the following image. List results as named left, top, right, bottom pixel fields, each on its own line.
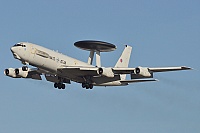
left=120, top=79, right=158, bottom=84
left=112, top=66, right=191, bottom=74
left=57, top=66, right=192, bottom=77
left=148, top=66, right=192, bottom=72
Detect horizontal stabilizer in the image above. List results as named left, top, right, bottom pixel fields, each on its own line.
left=120, top=79, right=158, bottom=84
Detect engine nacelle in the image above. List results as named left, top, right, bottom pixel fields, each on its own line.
left=4, top=67, right=29, bottom=78
left=135, top=66, right=153, bottom=78
left=97, top=67, right=114, bottom=78
left=4, top=68, right=20, bottom=78
left=15, top=68, right=29, bottom=78
left=5, top=67, right=42, bottom=80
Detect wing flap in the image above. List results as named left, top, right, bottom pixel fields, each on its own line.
left=45, top=74, right=70, bottom=84
left=57, top=66, right=99, bottom=76
left=31, top=74, right=42, bottom=80
left=26, top=69, right=42, bottom=80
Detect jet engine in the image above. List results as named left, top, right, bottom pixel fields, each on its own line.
left=135, top=66, right=153, bottom=78
left=97, top=67, right=114, bottom=78
left=4, top=68, right=20, bottom=78
left=14, top=68, right=29, bottom=78
left=5, top=67, right=42, bottom=80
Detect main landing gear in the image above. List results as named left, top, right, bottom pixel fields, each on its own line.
left=82, top=83, right=93, bottom=89
left=82, top=76, right=93, bottom=89
left=54, top=83, right=65, bottom=89
left=54, top=77, right=66, bottom=89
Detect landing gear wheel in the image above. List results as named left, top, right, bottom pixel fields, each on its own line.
left=58, top=83, right=62, bottom=89
left=22, top=66, right=28, bottom=71
left=82, top=83, right=86, bottom=88
left=61, top=84, right=65, bottom=89
left=54, top=83, right=58, bottom=88
left=85, top=84, right=90, bottom=89
left=82, top=83, right=93, bottom=89
left=89, top=84, right=93, bottom=89
left=54, top=83, right=65, bottom=89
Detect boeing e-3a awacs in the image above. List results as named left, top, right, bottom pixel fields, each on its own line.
left=4, top=40, right=191, bottom=89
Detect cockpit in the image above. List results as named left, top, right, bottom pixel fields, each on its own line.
left=13, top=43, right=26, bottom=47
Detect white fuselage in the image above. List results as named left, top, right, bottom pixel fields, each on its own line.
left=12, top=42, right=92, bottom=71
left=11, top=42, right=123, bottom=86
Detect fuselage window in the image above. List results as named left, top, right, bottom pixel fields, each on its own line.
left=13, top=43, right=26, bottom=47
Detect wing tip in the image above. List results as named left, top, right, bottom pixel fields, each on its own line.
left=181, top=66, right=193, bottom=70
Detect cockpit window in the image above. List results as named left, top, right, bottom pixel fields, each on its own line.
left=13, top=43, right=26, bottom=47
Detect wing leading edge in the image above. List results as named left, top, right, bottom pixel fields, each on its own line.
left=120, top=79, right=158, bottom=84
left=148, top=66, right=192, bottom=72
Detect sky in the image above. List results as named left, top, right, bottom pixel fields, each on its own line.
left=0, top=0, right=200, bottom=133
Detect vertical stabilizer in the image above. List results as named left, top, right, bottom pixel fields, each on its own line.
left=115, top=45, right=132, bottom=80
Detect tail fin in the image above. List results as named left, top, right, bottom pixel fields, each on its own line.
left=115, top=45, right=132, bottom=80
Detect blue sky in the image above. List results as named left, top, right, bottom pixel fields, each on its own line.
left=0, top=0, right=200, bottom=133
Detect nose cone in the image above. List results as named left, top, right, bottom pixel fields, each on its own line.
left=10, top=46, right=15, bottom=53
left=10, top=47, right=21, bottom=59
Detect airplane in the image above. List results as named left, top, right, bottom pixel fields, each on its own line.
left=4, top=40, right=192, bottom=89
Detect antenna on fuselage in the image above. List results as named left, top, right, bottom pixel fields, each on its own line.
left=74, top=40, right=117, bottom=67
